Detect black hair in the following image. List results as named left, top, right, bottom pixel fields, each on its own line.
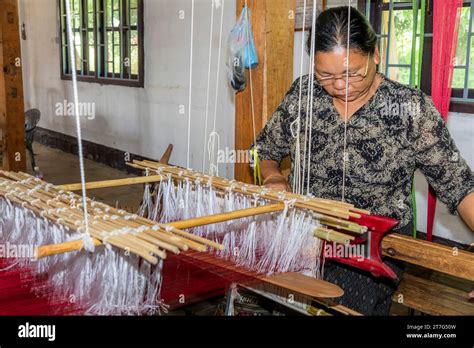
left=306, top=6, right=377, bottom=56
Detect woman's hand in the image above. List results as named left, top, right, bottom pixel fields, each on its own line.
left=260, top=160, right=292, bottom=192
left=263, top=174, right=291, bottom=192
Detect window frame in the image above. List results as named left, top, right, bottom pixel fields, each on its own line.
left=370, top=0, right=420, bottom=87
left=367, top=0, right=474, bottom=113
left=450, top=0, right=474, bottom=106
left=58, top=0, right=145, bottom=88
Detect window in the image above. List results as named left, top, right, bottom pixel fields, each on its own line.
left=368, top=0, right=424, bottom=87
left=367, top=0, right=474, bottom=109
left=59, top=0, right=144, bottom=87
left=452, top=0, right=474, bottom=102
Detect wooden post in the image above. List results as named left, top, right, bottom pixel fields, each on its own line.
left=0, top=0, right=26, bottom=172
left=235, top=0, right=296, bottom=183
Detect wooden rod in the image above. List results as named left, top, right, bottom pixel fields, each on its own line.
left=34, top=203, right=286, bottom=258
left=314, top=227, right=355, bottom=245
left=170, top=204, right=284, bottom=229
left=58, top=175, right=165, bottom=191
left=129, top=160, right=368, bottom=219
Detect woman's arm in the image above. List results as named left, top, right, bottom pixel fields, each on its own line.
left=252, top=78, right=303, bottom=192
left=413, top=93, right=474, bottom=232
left=457, top=192, right=474, bottom=231
left=261, top=160, right=291, bottom=191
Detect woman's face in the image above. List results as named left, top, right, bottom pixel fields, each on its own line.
left=314, top=47, right=380, bottom=103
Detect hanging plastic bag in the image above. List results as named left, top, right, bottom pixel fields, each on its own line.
left=242, top=8, right=258, bottom=69
left=226, top=5, right=258, bottom=92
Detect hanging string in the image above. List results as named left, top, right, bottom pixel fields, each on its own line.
left=186, top=0, right=196, bottom=169
left=305, top=0, right=318, bottom=195
left=302, top=0, right=317, bottom=195
left=341, top=1, right=352, bottom=202
left=291, top=0, right=308, bottom=194
left=201, top=0, right=216, bottom=173
left=244, top=0, right=261, bottom=185
left=64, top=0, right=93, bottom=251
left=245, top=0, right=256, bottom=145
left=208, top=0, right=226, bottom=177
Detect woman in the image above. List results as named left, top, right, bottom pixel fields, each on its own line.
left=254, top=6, right=474, bottom=315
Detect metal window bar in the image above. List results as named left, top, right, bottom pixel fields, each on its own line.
left=115, top=0, right=119, bottom=78
left=127, top=0, right=131, bottom=80
left=60, top=0, right=68, bottom=74
left=81, top=0, right=88, bottom=76
left=113, top=0, right=119, bottom=78
left=110, top=0, right=114, bottom=78
left=409, top=0, right=419, bottom=85
left=93, top=0, right=98, bottom=76
left=98, top=0, right=105, bottom=78
left=122, top=0, right=129, bottom=80
left=78, top=0, right=85, bottom=75
left=87, top=0, right=95, bottom=76
left=385, top=0, right=394, bottom=76
left=119, top=0, right=123, bottom=79
left=462, top=0, right=474, bottom=99
left=104, top=0, right=109, bottom=77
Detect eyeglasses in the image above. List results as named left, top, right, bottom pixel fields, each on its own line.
left=316, top=55, right=371, bottom=86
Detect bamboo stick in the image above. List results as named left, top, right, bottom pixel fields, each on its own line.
left=129, top=160, right=369, bottom=219
left=0, top=175, right=169, bottom=261
left=1, top=165, right=371, bottom=263
left=127, top=160, right=370, bottom=235
left=34, top=203, right=285, bottom=258
left=11, top=173, right=211, bottom=254
left=58, top=175, right=165, bottom=191
left=314, top=227, right=355, bottom=245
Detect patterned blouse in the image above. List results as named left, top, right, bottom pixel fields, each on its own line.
left=255, top=74, right=474, bottom=229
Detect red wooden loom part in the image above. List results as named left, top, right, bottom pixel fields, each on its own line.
left=324, top=213, right=400, bottom=279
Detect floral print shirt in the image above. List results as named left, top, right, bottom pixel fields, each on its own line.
left=255, top=74, right=474, bottom=229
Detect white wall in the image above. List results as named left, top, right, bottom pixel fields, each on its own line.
left=295, top=30, right=474, bottom=244
left=19, top=0, right=236, bottom=178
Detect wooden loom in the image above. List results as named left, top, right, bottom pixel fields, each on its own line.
left=55, top=159, right=474, bottom=302
left=0, top=153, right=403, bottom=315
left=1, top=155, right=473, bottom=315
left=0, top=0, right=470, bottom=317
left=54, top=160, right=474, bottom=281
left=0, top=167, right=346, bottom=314
left=37, top=160, right=400, bottom=277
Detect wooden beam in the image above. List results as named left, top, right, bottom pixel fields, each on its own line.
left=322, top=0, right=327, bottom=10
left=382, top=234, right=474, bottom=281
left=0, top=0, right=26, bottom=172
left=235, top=0, right=296, bottom=183
left=394, top=273, right=474, bottom=315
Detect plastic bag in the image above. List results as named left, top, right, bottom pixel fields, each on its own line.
left=226, top=5, right=258, bottom=92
